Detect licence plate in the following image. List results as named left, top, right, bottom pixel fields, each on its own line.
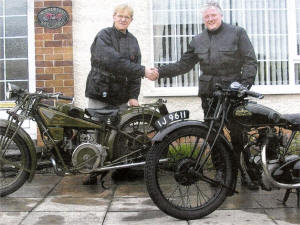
left=155, top=110, right=189, bottom=130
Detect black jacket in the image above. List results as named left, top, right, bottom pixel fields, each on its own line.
left=85, top=26, right=145, bottom=105
left=158, top=23, right=257, bottom=96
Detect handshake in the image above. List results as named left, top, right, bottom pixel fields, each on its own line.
left=145, top=67, right=159, bottom=81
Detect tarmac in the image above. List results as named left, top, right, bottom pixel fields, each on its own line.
left=0, top=172, right=299, bottom=225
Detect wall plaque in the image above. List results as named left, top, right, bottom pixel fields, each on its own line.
left=37, top=7, right=69, bottom=29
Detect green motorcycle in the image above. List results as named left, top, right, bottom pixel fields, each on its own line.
left=0, top=84, right=168, bottom=196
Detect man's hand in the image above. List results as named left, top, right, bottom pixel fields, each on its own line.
left=145, top=67, right=159, bottom=81
left=128, top=99, right=139, bottom=106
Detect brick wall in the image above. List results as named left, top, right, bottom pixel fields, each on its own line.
left=34, top=0, right=73, bottom=146
left=34, top=0, right=74, bottom=97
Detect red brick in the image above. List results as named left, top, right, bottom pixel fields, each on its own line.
left=36, top=61, right=53, bottom=67
left=35, top=41, right=44, bottom=48
left=45, top=80, right=64, bottom=88
left=45, top=67, right=64, bottom=74
left=45, top=40, right=62, bottom=47
left=63, top=54, right=73, bottom=60
left=54, top=33, right=72, bottom=40
left=35, top=27, right=44, bottom=34
left=36, top=47, right=53, bottom=55
left=44, top=1, right=62, bottom=7
left=64, top=80, right=74, bottom=86
left=36, top=74, right=54, bottom=80
left=36, top=81, right=45, bottom=88
left=54, top=47, right=72, bottom=54
left=63, top=1, right=72, bottom=6
left=55, top=74, right=73, bottom=80
left=45, top=54, right=64, bottom=60
left=54, top=60, right=73, bottom=66
left=63, top=27, right=72, bottom=33
left=35, top=34, right=53, bottom=40
left=34, top=1, right=44, bottom=7
left=64, top=66, right=73, bottom=73
left=36, top=68, right=45, bottom=74
left=55, top=87, right=74, bottom=95
left=44, top=27, right=62, bottom=34
left=62, top=40, right=73, bottom=47
left=35, top=54, right=44, bottom=60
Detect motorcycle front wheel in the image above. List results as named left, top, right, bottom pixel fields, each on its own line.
left=0, top=127, right=31, bottom=197
left=145, top=126, right=232, bottom=220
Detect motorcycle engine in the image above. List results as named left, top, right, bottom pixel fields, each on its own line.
left=72, top=142, right=107, bottom=173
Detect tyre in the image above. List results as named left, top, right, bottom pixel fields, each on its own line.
left=145, top=126, right=232, bottom=220
left=0, top=127, right=31, bottom=197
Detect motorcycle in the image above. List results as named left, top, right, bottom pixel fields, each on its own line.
left=145, top=82, right=300, bottom=220
left=0, top=84, right=168, bottom=197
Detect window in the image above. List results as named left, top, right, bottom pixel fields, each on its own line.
left=149, top=0, right=300, bottom=96
left=0, top=0, right=35, bottom=103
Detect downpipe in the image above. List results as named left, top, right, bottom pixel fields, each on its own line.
left=261, top=145, right=300, bottom=189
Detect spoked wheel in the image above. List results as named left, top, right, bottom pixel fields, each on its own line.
left=113, top=114, right=158, bottom=162
left=145, top=126, right=232, bottom=220
left=0, top=127, right=31, bottom=197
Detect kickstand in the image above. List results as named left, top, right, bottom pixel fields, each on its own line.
left=297, top=189, right=300, bottom=208
left=282, top=189, right=291, bottom=206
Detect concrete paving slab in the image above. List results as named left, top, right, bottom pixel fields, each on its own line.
left=49, top=184, right=113, bottom=198
left=20, top=211, right=106, bottom=225
left=220, top=192, right=262, bottom=209
left=265, top=208, right=300, bottom=225
left=103, top=211, right=188, bottom=225
left=25, top=174, right=62, bottom=186
left=0, top=212, right=28, bottom=225
left=114, top=184, right=148, bottom=197
left=8, top=185, right=56, bottom=198
left=189, top=209, right=277, bottom=225
left=110, top=197, right=158, bottom=212
left=0, top=197, right=42, bottom=212
left=33, top=197, right=110, bottom=212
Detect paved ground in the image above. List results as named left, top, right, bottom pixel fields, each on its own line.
left=0, top=173, right=299, bottom=225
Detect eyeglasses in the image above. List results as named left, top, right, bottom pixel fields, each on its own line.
left=116, top=14, right=132, bottom=21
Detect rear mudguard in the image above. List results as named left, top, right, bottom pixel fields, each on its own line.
left=152, top=120, right=238, bottom=195
left=0, top=119, right=37, bottom=182
left=107, top=109, right=161, bottom=160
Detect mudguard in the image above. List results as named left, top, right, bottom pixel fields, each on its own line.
left=152, top=120, right=238, bottom=195
left=0, top=119, right=37, bottom=182
left=152, top=120, right=233, bottom=152
left=107, top=109, right=161, bottom=160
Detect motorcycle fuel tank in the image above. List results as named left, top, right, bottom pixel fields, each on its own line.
left=232, top=102, right=286, bottom=127
left=38, top=107, right=102, bottom=129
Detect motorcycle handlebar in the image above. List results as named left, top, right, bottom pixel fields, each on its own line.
left=244, top=90, right=264, bottom=99
left=57, top=95, right=73, bottom=101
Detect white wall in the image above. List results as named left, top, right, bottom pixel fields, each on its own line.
left=72, top=0, right=300, bottom=121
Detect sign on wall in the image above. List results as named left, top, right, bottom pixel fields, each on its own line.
left=37, top=7, right=69, bottom=29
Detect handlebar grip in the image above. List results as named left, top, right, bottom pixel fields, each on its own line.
left=245, top=90, right=264, bottom=99
left=58, top=95, right=73, bottom=101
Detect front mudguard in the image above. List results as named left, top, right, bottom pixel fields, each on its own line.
left=152, top=120, right=238, bottom=195
left=0, top=119, right=37, bottom=182
left=107, top=109, right=161, bottom=160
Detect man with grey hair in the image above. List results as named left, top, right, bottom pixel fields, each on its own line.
left=156, top=1, right=258, bottom=190
left=84, top=3, right=158, bottom=185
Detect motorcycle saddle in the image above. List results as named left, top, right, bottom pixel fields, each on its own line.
left=85, top=105, right=120, bottom=118
left=282, top=113, right=300, bottom=125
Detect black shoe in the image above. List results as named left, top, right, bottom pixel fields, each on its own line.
left=241, top=177, right=259, bottom=190
left=82, top=174, right=98, bottom=185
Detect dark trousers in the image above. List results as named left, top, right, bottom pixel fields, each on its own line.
left=200, top=96, right=243, bottom=167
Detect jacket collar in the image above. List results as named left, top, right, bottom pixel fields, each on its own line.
left=113, top=25, right=128, bottom=38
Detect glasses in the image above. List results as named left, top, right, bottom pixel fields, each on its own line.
left=116, top=14, right=132, bottom=21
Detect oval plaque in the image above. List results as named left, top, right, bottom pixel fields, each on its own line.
left=37, top=7, right=69, bottom=29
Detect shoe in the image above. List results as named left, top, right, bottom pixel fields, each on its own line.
left=241, top=176, right=259, bottom=190
left=82, top=174, right=98, bottom=185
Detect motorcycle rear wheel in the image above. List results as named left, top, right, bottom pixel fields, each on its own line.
left=0, top=127, right=31, bottom=197
left=145, top=126, right=232, bottom=220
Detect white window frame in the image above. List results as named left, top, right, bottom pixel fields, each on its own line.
left=0, top=0, right=36, bottom=138
left=144, top=0, right=300, bottom=97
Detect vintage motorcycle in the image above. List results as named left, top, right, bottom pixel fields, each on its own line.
left=145, top=82, right=300, bottom=220
left=0, top=84, right=168, bottom=197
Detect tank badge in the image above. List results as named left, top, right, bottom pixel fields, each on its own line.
left=234, top=108, right=252, bottom=117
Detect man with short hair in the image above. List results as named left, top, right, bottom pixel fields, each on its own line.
left=84, top=4, right=158, bottom=184
left=156, top=1, right=258, bottom=189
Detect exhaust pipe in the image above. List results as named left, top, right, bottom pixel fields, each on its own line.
left=261, top=145, right=300, bottom=189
